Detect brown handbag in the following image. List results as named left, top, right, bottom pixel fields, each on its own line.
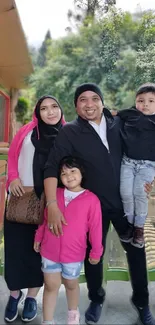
left=6, top=187, right=45, bottom=225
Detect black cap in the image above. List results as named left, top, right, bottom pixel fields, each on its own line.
left=136, top=82, right=155, bottom=97
left=74, top=83, right=104, bottom=106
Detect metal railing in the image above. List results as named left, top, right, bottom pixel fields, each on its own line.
left=0, top=153, right=155, bottom=283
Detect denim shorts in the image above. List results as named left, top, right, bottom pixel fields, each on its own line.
left=41, top=257, right=83, bottom=280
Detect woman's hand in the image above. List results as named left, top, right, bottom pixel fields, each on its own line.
left=10, top=179, right=25, bottom=197
left=48, top=203, right=67, bottom=236
left=34, top=242, right=40, bottom=253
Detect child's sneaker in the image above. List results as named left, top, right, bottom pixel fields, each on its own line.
left=4, top=290, right=24, bottom=322
left=131, top=226, right=144, bottom=248
left=120, top=222, right=133, bottom=243
left=68, top=309, right=80, bottom=325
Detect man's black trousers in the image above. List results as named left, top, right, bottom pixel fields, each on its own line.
left=84, top=209, right=149, bottom=307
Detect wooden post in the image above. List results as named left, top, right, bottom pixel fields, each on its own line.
left=9, top=88, right=19, bottom=141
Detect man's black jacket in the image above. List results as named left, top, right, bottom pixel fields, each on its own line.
left=44, top=108, right=123, bottom=212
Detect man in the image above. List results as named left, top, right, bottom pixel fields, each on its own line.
left=44, top=83, right=154, bottom=325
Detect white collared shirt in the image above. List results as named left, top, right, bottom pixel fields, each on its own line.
left=89, top=114, right=109, bottom=150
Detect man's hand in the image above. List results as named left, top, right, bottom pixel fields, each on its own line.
left=34, top=242, right=40, bottom=253
left=10, top=179, right=25, bottom=197
left=48, top=203, right=67, bottom=236
left=144, top=180, right=154, bottom=198
left=89, top=257, right=100, bottom=265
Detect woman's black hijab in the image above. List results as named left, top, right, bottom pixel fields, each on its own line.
left=31, top=95, right=63, bottom=199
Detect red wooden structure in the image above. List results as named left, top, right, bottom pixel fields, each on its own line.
left=0, top=90, right=10, bottom=229
left=0, top=90, right=10, bottom=143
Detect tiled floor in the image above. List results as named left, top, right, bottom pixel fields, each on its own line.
left=1, top=276, right=155, bottom=325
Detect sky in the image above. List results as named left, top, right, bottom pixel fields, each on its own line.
left=16, top=0, right=155, bottom=46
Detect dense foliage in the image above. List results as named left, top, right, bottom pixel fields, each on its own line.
left=22, top=4, right=155, bottom=122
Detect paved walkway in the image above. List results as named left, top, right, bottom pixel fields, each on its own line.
left=1, top=276, right=155, bottom=325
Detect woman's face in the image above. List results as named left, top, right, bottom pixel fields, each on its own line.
left=39, top=98, right=62, bottom=125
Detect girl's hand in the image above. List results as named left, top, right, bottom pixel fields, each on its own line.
left=10, top=179, right=25, bottom=197
left=89, top=257, right=100, bottom=265
left=34, top=242, right=40, bottom=253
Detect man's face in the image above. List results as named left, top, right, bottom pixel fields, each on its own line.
left=76, top=91, right=104, bottom=124
left=136, top=92, right=155, bottom=115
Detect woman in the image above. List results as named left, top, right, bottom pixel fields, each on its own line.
left=4, top=95, right=65, bottom=323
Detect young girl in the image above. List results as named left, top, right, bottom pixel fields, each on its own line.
left=34, top=156, right=103, bottom=325
left=4, top=95, right=65, bottom=323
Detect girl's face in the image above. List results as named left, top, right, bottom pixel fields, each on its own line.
left=39, top=98, right=61, bottom=125
left=60, top=166, right=82, bottom=192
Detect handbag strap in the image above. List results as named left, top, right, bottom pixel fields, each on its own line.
left=4, top=157, right=9, bottom=209
left=5, top=191, right=9, bottom=210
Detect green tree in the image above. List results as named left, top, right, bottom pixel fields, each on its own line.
left=67, top=0, right=116, bottom=31
left=135, top=44, right=155, bottom=86
left=15, top=97, right=30, bottom=124
left=29, top=45, right=39, bottom=66
left=75, top=0, right=116, bottom=18
left=37, top=30, right=52, bottom=67
left=27, top=8, right=155, bottom=120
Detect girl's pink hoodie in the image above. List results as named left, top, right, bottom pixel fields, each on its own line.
left=35, top=188, right=103, bottom=263
left=6, top=115, right=65, bottom=189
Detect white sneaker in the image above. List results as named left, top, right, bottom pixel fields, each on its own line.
left=68, top=309, right=80, bottom=325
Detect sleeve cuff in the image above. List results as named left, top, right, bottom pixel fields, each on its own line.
left=89, top=249, right=103, bottom=260
left=34, top=235, right=42, bottom=243
left=44, top=168, right=58, bottom=180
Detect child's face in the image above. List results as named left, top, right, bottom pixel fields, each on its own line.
left=136, top=92, right=155, bottom=115
left=60, top=166, right=82, bottom=191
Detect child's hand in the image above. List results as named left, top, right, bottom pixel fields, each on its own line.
left=89, top=257, right=100, bottom=265
left=34, top=242, right=40, bottom=253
